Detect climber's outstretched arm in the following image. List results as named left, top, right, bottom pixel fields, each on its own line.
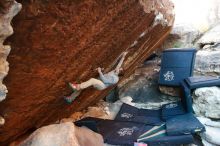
left=114, top=52, right=128, bottom=73
left=97, top=67, right=105, bottom=81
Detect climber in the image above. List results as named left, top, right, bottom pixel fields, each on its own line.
left=70, top=51, right=128, bottom=91
left=64, top=52, right=128, bottom=103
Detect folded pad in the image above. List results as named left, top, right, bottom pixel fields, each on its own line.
left=181, top=80, right=193, bottom=113
left=138, top=124, right=194, bottom=146
left=181, top=76, right=220, bottom=113
left=158, top=48, right=196, bottom=86
left=75, top=117, right=153, bottom=146
left=145, top=134, right=194, bottom=146
left=166, top=113, right=205, bottom=136
left=75, top=115, right=197, bottom=146
left=115, top=103, right=163, bottom=125
left=138, top=124, right=166, bottom=141
left=74, top=117, right=102, bottom=132
left=185, top=76, right=220, bottom=89
left=161, top=101, right=186, bottom=121
left=98, top=120, right=153, bottom=146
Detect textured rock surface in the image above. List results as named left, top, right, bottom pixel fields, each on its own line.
left=163, top=24, right=201, bottom=49
left=194, top=24, right=220, bottom=76
left=194, top=50, right=220, bottom=76
left=0, top=0, right=21, bottom=101
left=0, top=0, right=174, bottom=144
left=118, top=57, right=179, bottom=109
left=198, top=117, right=220, bottom=146
left=60, top=97, right=136, bottom=125
left=19, top=122, right=104, bottom=146
left=193, top=87, right=220, bottom=119
left=197, top=24, right=220, bottom=45
left=159, top=86, right=181, bottom=97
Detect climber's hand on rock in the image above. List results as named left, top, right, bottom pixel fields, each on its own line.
left=122, top=51, right=128, bottom=57
left=97, top=67, right=101, bottom=72
left=96, top=67, right=104, bottom=72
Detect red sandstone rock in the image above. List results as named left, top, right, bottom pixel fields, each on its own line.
left=0, top=0, right=174, bottom=145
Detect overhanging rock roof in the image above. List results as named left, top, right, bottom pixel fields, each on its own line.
left=0, top=0, right=174, bottom=145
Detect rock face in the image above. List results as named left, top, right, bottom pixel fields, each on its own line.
left=118, top=57, right=179, bottom=109
left=0, top=0, right=21, bottom=101
left=197, top=24, right=220, bottom=45
left=0, top=0, right=174, bottom=144
left=159, top=86, right=181, bottom=97
left=193, top=87, right=220, bottom=119
left=194, top=50, right=220, bottom=76
left=194, top=24, right=220, bottom=76
left=19, top=122, right=104, bottom=146
left=198, top=117, right=220, bottom=146
left=163, top=24, right=201, bottom=49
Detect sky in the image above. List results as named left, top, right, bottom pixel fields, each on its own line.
left=172, top=0, right=220, bottom=32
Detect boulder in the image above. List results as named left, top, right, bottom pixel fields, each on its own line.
left=119, top=58, right=179, bottom=109
left=193, top=24, right=220, bottom=76
left=194, top=24, right=220, bottom=76
left=198, top=117, right=220, bottom=146
left=80, top=96, right=136, bottom=120
left=194, top=50, right=220, bottom=76
left=162, top=24, right=201, bottom=49
left=0, top=0, right=174, bottom=144
left=19, top=122, right=104, bottom=146
left=0, top=0, right=21, bottom=101
left=201, top=43, right=220, bottom=51
left=197, top=24, right=220, bottom=45
left=193, top=87, right=220, bottom=119
left=159, top=86, right=181, bottom=97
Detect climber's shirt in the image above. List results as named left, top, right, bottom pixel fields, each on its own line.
left=99, top=71, right=119, bottom=87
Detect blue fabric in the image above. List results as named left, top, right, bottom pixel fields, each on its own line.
left=146, top=134, right=194, bottom=146
left=166, top=113, right=205, bottom=136
left=159, top=68, right=193, bottom=86
left=185, top=76, right=220, bottom=89
left=115, top=103, right=164, bottom=125
left=74, top=117, right=101, bottom=132
left=138, top=123, right=194, bottom=146
left=138, top=108, right=161, bottom=117
left=161, top=48, right=196, bottom=68
left=161, top=101, right=186, bottom=121
left=75, top=117, right=153, bottom=146
left=99, top=71, right=119, bottom=86
left=75, top=116, right=196, bottom=146
left=180, top=80, right=194, bottom=113
left=98, top=120, right=153, bottom=146
left=138, top=124, right=166, bottom=140
left=158, top=48, right=196, bottom=86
